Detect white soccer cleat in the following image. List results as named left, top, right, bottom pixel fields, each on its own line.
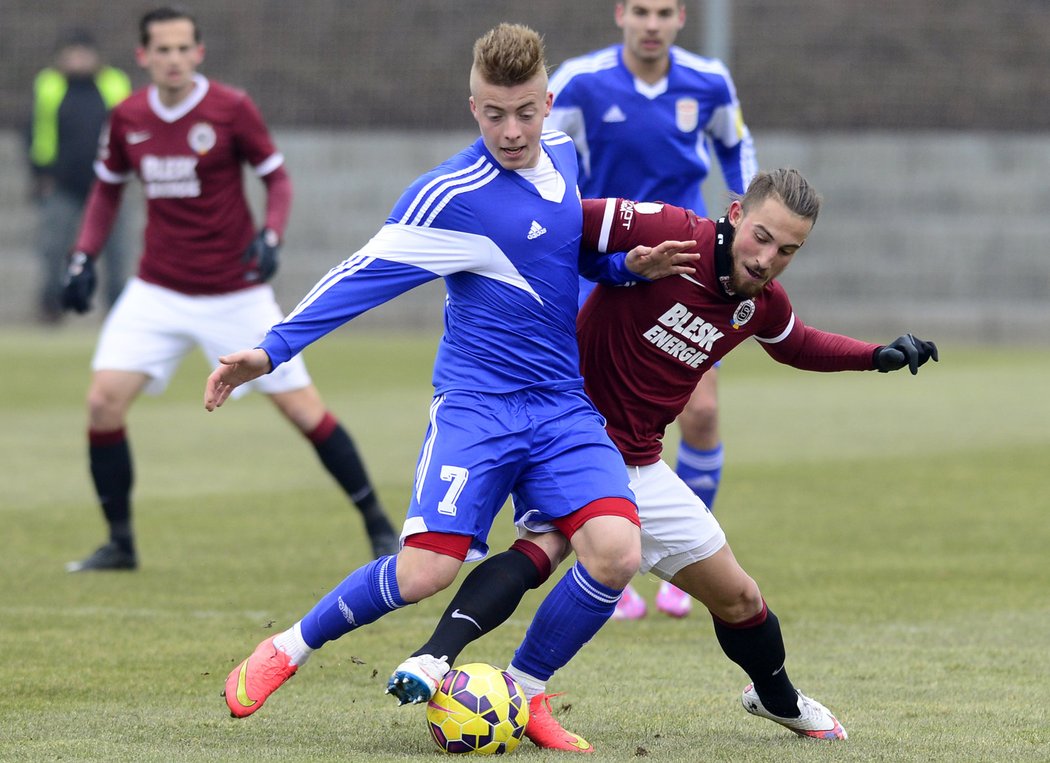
left=386, top=654, right=450, bottom=705
left=741, top=683, right=847, bottom=740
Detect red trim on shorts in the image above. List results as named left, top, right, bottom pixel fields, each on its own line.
left=404, top=531, right=472, bottom=561
left=510, top=539, right=552, bottom=584
left=89, top=428, right=126, bottom=447
left=713, top=598, right=768, bottom=629
left=551, top=497, right=639, bottom=540
left=306, top=411, right=338, bottom=444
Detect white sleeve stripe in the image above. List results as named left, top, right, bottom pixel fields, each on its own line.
left=94, top=160, right=132, bottom=184
left=541, top=132, right=574, bottom=146
left=420, top=166, right=499, bottom=228
left=284, top=253, right=376, bottom=321
left=253, top=152, right=284, bottom=177
left=754, top=313, right=796, bottom=344
left=671, top=48, right=730, bottom=77
left=548, top=48, right=618, bottom=93
left=597, top=197, right=617, bottom=253
left=399, top=157, right=489, bottom=226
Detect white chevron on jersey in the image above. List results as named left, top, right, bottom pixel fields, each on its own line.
left=293, top=224, right=545, bottom=314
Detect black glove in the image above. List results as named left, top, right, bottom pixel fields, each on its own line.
left=243, top=228, right=280, bottom=283
left=873, top=333, right=939, bottom=374
left=61, top=251, right=97, bottom=314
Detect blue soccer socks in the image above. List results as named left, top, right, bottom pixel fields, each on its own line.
left=676, top=441, right=724, bottom=510
left=511, top=561, right=622, bottom=681
left=299, top=555, right=406, bottom=648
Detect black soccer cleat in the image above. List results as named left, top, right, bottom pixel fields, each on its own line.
left=65, top=541, right=138, bottom=572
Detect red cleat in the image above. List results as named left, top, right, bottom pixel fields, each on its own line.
left=524, top=692, right=595, bottom=753
left=223, top=636, right=298, bottom=718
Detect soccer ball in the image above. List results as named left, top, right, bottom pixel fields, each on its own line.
left=425, top=662, right=529, bottom=755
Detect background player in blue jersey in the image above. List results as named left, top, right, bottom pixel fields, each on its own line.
left=546, top=0, right=758, bottom=619
left=204, top=23, right=697, bottom=736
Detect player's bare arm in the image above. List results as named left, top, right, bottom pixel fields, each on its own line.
left=204, top=348, right=272, bottom=411
left=625, top=239, right=699, bottom=280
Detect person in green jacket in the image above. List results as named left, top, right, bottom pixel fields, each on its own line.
left=28, top=28, right=131, bottom=323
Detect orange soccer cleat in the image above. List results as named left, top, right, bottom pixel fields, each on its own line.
left=223, top=636, right=298, bottom=718
left=524, top=692, right=595, bottom=753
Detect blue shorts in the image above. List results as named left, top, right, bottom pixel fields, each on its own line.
left=402, top=387, right=635, bottom=560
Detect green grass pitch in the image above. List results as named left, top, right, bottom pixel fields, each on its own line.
left=1, top=326, right=1048, bottom=761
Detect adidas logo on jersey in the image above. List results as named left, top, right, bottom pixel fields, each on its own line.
left=602, top=105, right=627, bottom=123
left=527, top=220, right=547, bottom=240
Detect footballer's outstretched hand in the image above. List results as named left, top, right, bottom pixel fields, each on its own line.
left=243, top=228, right=280, bottom=282
left=625, top=239, right=699, bottom=281
left=61, top=252, right=97, bottom=314
left=204, top=348, right=273, bottom=411
left=874, top=333, right=939, bottom=374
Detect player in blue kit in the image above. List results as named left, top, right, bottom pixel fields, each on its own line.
left=405, top=170, right=938, bottom=751
left=546, top=0, right=758, bottom=619
left=204, top=23, right=697, bottom=727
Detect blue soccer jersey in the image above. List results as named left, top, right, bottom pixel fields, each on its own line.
left=547, top=44, right=757, bottom=217
left=255, top=132, right=637, bottom=556
left=259, top=131, right=633, bottom=394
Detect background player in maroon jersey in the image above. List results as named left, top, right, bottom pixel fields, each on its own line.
left=61, top=6, right=398, bottom=571
left=406, top=169, right=937, bottom=748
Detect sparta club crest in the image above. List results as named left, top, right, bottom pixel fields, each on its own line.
left=731, top=299, right=756, bottom=329
left=188, top=122, right=217, bottom=155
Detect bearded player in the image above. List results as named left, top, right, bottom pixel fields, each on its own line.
left=403, top=168, right=937, bottom=750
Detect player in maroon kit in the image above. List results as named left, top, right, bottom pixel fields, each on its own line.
left=62, top=6, right=398, bottom=571
left=400, top=169, right=937, bottom=749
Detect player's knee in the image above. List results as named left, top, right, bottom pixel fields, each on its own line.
left=394, top=545, right=463, bottom=603
left=86, top=386, right=126, bottom=430
left=583, top=537, right=641, bottom=589
left=269, top=386, right=326, bottom=432
left=395, top=563, right=458, bottom=603
left=563, top=505, right=641, bottom=588
left=679, top=398, right=719, bottom=440
left=709, top=575, right=763, bottom=623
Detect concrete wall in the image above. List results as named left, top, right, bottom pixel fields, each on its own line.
left=2, top=129, right=1047, bottom=343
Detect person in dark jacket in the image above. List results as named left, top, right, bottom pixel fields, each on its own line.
left=28, top=28, right=132, bottom=322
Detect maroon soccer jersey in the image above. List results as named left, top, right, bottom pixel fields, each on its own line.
left=579, top=198, right=878, bottom=464
left=95, top=75, right=283, bottom=294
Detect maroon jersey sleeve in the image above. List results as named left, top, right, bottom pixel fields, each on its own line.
left=234, top=94, right=281, bottom=172
left=236, top=93, right=290, bottom=238
left=76, top=104, right=136, bottom=256
left=582, top=198, right=707, bottom=253
left=95, top=103, right=135, bottom=181
left=260, top=164, right=292, bottom=239
left=75, top=181, right=124, bottom=256
left=757, top=309, right=879, bottom=371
